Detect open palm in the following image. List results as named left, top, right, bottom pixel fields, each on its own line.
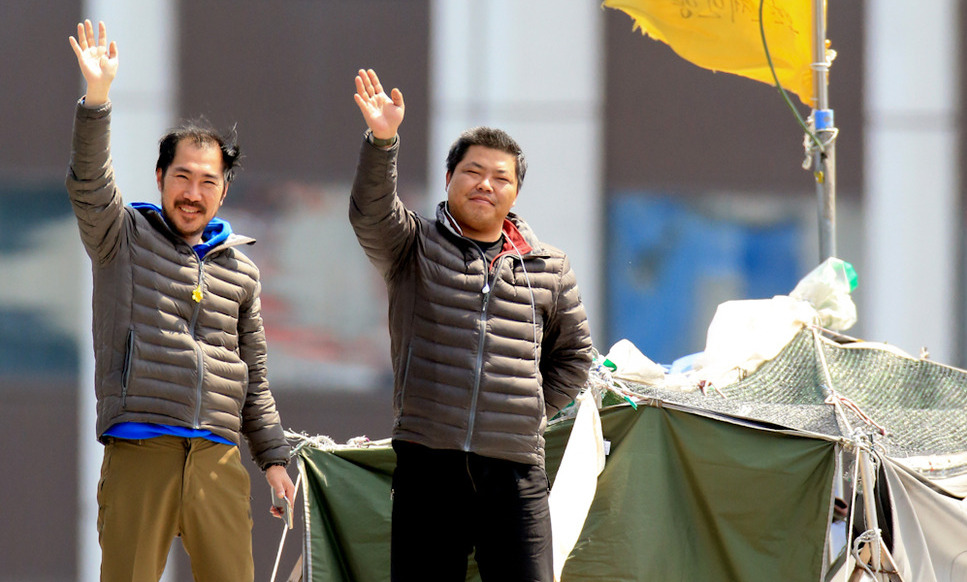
left=354, top=69, right=405, bottom=140
left=69, top=20, right=118, bottom=104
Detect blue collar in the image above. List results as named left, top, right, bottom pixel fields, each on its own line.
left=130, top=202, right=233, bottom=259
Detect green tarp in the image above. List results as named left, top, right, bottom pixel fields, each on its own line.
left=298, top=404, right=837, bottom=582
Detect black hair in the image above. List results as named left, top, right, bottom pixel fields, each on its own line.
left=156, top=118, right=241, bottom=184
left=445, top=126, right=526, bottom=190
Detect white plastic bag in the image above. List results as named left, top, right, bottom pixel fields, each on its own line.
left=692, top=295, right=817, bottom=388
left=789, top=257, right=858, bottom=331
left=603, top=339, right=666, bottom=385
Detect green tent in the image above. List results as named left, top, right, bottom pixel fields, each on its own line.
left=292, top=328, right=967, bottom=581
left=297, top=403, right=837, bottom=582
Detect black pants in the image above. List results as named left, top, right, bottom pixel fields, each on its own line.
left=390, top=440, right=553, bottom=582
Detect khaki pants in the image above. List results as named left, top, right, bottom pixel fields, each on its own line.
left=97, top=435, right=254, bottom=582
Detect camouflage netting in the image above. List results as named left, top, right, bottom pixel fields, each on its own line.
left=613, top=327, right=967, bottom=464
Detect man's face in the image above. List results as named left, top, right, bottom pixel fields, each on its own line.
left=445, top=145, right=519, bottom=242
left=156, top=140, right=227, bottom=246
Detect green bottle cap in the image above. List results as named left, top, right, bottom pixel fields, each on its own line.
left=842, top=261, right=858, bottom=292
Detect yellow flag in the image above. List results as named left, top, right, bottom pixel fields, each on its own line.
left=604, top=0, right=820, bottom=106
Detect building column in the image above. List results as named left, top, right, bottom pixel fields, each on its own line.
left=863, top=0, right=960, bottom=362
left=78, top=2, right=177, bottom=580
left=429, top=0, right=605, bottom=344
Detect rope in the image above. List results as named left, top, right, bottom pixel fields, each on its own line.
left=812, top=327, right=855, bottom=435
left=270, top=471, right=303, bottom=582
left=812, top=327, right=889, bottom=437
left=285, top=429, right=338, bottom=456
left=840, top=445, right=862, bottom=582
left=850, top=524, right=900, bottom=580
left=851, top=529, right=881, bottom=580
left=583, top=354, right=641, bottom=412
left=839, top=396, right=888, bottom=436
left=813, top=327, right=895, bottom=581
left=757, top=0, right=824, bottom=152
left=758, top=0, right=841, bottom=176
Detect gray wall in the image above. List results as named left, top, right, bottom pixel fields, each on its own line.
left=0, top=2, right=938, bottom=581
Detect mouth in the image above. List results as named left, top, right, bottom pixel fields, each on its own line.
left=468, top=194, right=495, bottom=206
left=176, top=204, right=205, bottom=216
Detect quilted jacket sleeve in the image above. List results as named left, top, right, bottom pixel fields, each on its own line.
left=540, top=255, right=593, bottom=415
left=65, top=100, right=126, bottom=266
left=348, top=135, right=419, bottom=280
left=238, top=277, right=290, bottom=469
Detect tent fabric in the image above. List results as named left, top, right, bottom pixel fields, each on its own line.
left=299, top=445, right=395, bottom=582
left=548, top=389, right=606, bottom=581
left=297, top=403, right=837, bottom=582
left=618, top=328, right=967, bottom=462
left=882, top=457, right=967, bottom=582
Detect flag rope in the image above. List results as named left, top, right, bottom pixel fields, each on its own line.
left=758, top=0, right=824, bottom=153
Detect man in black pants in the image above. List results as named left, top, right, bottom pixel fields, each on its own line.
left=349, top=68, right=592, bottom=581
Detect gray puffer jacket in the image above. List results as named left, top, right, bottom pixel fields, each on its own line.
left=66, top=101, right=289, bottom=470
left=350, top=136, right=592, bottom=467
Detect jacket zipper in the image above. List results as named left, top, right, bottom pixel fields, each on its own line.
left=120, top=326, right=135, bottom=408
left=189, top=258, right=206, bottom=428
left=396, top=346, right=413, bottom=428
left=463, top=250, right=502, bottom=451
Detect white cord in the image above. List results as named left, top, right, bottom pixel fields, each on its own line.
left=504, top=235, right=539, bottom=371
left=270, top=471, right=303, bottom=582
left=812, top=327, right=855, bottom=436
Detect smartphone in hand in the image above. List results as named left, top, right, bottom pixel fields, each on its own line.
left=273, top=492, right=293, bottom=530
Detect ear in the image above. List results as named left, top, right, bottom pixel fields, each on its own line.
left=219, top=184, right=229, bottom=206
left=445, top=172, right=452, bottom=192
left=155, top=168, right=163, bottom=191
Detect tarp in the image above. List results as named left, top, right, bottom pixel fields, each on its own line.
left=621, top=327, right=967, bottom=463
left=298, top=403, right=837, bottom=582
left=882, top=457, right=967, bottom=581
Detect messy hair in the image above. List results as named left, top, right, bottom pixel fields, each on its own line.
left=156, top=118, right=242, bottom=184
left=445, top=126, right=526, bottom=190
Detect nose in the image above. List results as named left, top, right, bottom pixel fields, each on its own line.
left=478, top=176, right=493, bottom=192
left=183, top=181, right=203, bottom=200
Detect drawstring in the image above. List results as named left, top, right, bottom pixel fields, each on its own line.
left=505, top=236, right=540, bottom=371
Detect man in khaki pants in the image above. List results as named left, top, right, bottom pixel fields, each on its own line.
left=67, top=20, right=295, bottom=581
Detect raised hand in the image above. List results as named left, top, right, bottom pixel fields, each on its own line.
left=68, top=20, right=118, bottom=106
left=354, top=69, right=405, bottom=141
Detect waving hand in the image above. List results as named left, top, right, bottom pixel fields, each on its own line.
left=68, top=20, right=118, bottom=106
left=354, top=69, right=405, bottom=141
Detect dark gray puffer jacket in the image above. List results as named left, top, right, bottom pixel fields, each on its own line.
left=66, top=101, right=289, bottom=470
left=350, top=136, right=592, bottom=467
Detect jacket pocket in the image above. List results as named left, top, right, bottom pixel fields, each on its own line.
left=394, top=346, right=413, bottom=427
left=120, top=327, right=134, bottom=408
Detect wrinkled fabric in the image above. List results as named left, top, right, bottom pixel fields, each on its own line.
left=66, top=100, right=288, bottom=469
left=349, top=137, right=592, bottom=467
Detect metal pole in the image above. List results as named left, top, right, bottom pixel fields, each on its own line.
left=812, top=0, right=837, bottom=260
left=857, top=448, right=883, bottom=576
